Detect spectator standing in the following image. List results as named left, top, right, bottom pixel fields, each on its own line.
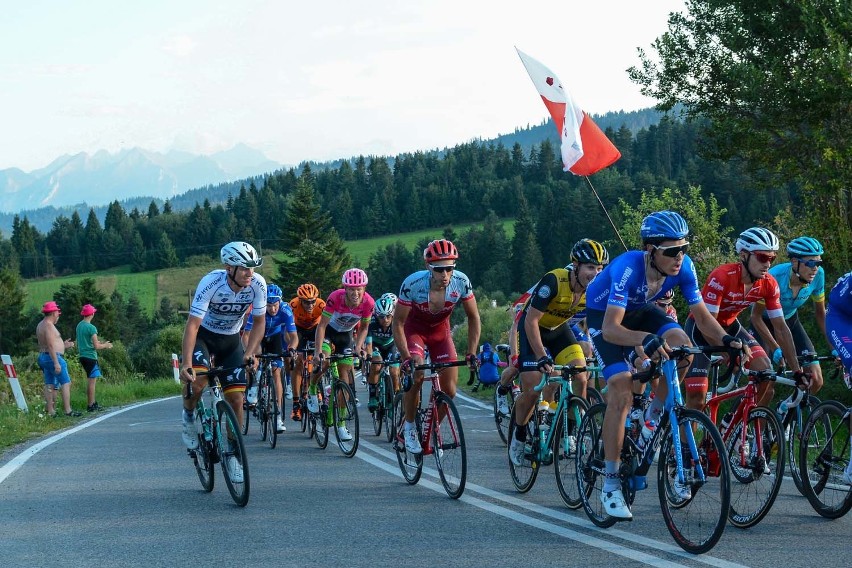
left=76, top=303, right=113, bottom=412
left=36, top=301, right=81, bottom=417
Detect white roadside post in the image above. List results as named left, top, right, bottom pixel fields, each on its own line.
left=2, top=354, right=29, bottom=412
left=172, top=353, right=181, bottom=384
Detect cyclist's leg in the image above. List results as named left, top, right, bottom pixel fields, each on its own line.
left=789, top=314, right=823, bottom=393
left=215, top=336, right=248, bottom=428
left=553, top=335, right=587, bottom=401
left=403, top=333, right=427, bottom=423
left=430, top=331, right=459, bottom=399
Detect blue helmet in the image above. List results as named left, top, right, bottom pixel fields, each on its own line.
left=266, top=283, right=282, bottom=303
left=640, top=211, right=689, bottom=242
left=787, top=236, right=824, bottom=257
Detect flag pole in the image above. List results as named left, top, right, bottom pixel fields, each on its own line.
left=583, top=175, right=628, bottom=252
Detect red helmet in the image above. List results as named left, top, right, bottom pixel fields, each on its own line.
left=342, top=268, right=368, bottom=287
left=423, top=239, right=458, bottom=262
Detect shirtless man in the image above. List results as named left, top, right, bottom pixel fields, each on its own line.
left=36, top=301, right=81, bottom=417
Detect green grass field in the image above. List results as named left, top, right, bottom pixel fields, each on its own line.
left=24, top=220, right=514, bottom=313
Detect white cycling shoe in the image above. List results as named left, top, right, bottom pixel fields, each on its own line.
left=600, top=489, right=633, bottom=519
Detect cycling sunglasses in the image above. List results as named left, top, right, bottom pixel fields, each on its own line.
left=429, top=264, right=456, bottom=273
left=753, top=252, right=777, bottom=263
left=794, top=258, right=823, bottom=268
left=653, top=243, right=690, bottom=258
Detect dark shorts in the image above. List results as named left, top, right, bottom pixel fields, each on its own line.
left=586, top=304, right=681, bottom=380
left=260, top=333, right=285, bottom=369
left=684, top=317, right=765, bottom=392
left=321, top=326, right=354, bottom=355
left=296, top=326, right=316, bottom=351
left=753, top=312, right=817, bottom=365
left=79, top=356, right=102, bottom=379
left=37, top=353, right=72, bottom=387
left=517, top=314, right=584, bottom=371
left=191, top=327, right=248, bottom=393
left=371, top=344, right=400, bottom=367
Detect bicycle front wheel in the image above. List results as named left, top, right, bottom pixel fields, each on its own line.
left=393, top=392, right=422, bottom=484
left=799, top=400, right=852, bottom=518
left=372, top=377, right=384, bottom=436
left=433, top=392, right=467, bottom=499
left=383, top=373, right=395, bottom=443
left=216, top=400, right=250, bottom=507
left=726, top=406, right=784, bottom=528
left=784, top=394, right=820, bottom=495
left=192, top=410, right=214, bottom=492
left=575, top=403, right=615, bottom=528
left=333, top=380, right=359, bottom=457
left=554, top=396, right=589, bottom=509
left=657, top=408, right=729, bottom=554
left=507, top=406, right=539, bottom=493
left=267, top=392, right=279, bottom=449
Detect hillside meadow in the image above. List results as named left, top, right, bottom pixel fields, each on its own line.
left=24, top=220, right=514, bottom=313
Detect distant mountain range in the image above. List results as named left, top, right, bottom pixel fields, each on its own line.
left=0, top=143, right=281, bottom=214
left=0, top=107, right=671, bottom=234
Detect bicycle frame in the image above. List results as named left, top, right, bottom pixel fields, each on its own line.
left=409, top=360, right=467, bottom=455
left=530, top=365, right=588, bottom=462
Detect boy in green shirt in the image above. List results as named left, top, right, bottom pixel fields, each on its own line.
left=76, top=304, right=113, bottom=412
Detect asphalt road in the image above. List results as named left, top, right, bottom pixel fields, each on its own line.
left=1, top=390, right=849, bottom=568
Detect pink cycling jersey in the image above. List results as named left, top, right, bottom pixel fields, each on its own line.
left=322, top=288, right=375, bottom=332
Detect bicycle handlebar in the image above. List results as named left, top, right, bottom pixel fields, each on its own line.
left=184, top=364, right=250, bottom=398
left=412, top=359, right=469, bottom=372
left=531, top=364, right=588, bottom=392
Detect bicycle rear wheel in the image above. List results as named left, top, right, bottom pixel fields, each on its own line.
left=784, top=394, right=820, bottom=495
left=393, top=392, right=422, bottom=484
left=216, top=400, right=250, bottom=507
left=267, top=391, right=279, bottom=449
left=726, top=406, right=784, bottom=528
left=554, top=396, right=589, bottom=509
left=799, top=401, right=852, bottom=518
left=657, top=408, right=729, bottom=554
left=507, top=406, right=539, bottom=493
left=333, top=380, right=359, bottom=457
left=433, top=392, right=467, bottom=498
left=576, top=403, right=616, bottom=528
left=494, top=387, right=513, bottom=446
left=242, top=398, right=251, bottom=436
left=258, top=375, right=271, bottom=442
left=586, top=387, right=604, bottom=407
left=372, top=375, right=384, bottom=436
left=192, top=410, right=214, bottom=492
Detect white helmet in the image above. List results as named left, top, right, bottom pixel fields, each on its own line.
left=220, top=241, right=263, bottom=268
left=374, top=296, right=396, bottom=317
left=735, top=227, right=779, bottom=253
left=380, top=292, right=398, bottom=305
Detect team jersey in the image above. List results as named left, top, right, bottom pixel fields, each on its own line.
left=526, top=267, right=587, bottom=330
left=701, top=263, right=783, bottom=327
left=586, top=251, right=703, bottom=312
left=289, top=297, right=326, bottom=329
left=758, top=262, right=826, bottom=319
left=398, top=269, right=475, bottom=328
left=189, top=270, right=267, bottom=335
left=829, top=271, right=852, bottom=317
left=244, top=303, right=297, bottom=337
left=366, top=317, right=394, bottom=348
left=322, top=289, right=375, bottom=332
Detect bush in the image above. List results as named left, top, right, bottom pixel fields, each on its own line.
left=453, top=296, right=513, bottom=356
left=96, top=340, right=136, bottom=379
left=129, top=324, right=184, bottom=380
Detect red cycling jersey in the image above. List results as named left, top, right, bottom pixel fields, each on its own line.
left=701, top=263, right=783, bottom=327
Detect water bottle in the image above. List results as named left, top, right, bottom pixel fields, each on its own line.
left=637, top=420, right=656, bottom=451
left=548, top=401, right=558, bottom=415
left=511, top=384, right=522, bottom=399
left=629, top=407, right=644, bottom=440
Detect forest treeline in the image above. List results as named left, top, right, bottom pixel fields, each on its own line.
left=1, top=117, right=799, bottom=281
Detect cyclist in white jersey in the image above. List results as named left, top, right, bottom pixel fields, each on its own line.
left=179, top=242, right=266, bottom=482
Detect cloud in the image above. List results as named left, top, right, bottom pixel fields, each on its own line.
left=162, top=35, right=197, bottom=57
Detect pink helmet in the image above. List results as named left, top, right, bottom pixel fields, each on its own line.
left=342, top=268, right=368, bottom=287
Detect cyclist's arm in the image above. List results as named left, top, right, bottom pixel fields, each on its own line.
left=523, top=307, right=549, bottom=360
left=354, top=319, right=370, bottom=354
left=689, top=301, right=732, bottom=346
left=462, top=297, right=481, bottom=358
left=392, top=303, right=412, bottom=361
left=244, top=315, right=265, bottom=362
left=181, top=315, right=203, bottom=380
left=285, top=330, right=298, bottom=351
left=313, top=314, right=330, bottom=359
left=601, top=305, right=651, bottom=347
left=750, top=302, right=778, bottom=352
left=769, top=315, right=802, bottom=372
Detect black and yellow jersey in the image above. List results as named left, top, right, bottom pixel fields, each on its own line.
left=524, top=267, right=587, bottom=330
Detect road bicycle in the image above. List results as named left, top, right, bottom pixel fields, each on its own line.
left=250, top=353, right=292, bottom=449
left=308, top=351, right=360, bottom=457
left=507, top=364, right=590, bottom=509
left=186, top=364, right=251, bottom=507
left=369, top=355, right=399, bottom=442
left=576, top=345, right=732, bottom=555
left=705, top=362, right=787, bottom=528
left=798, top=396, right=852, bottom=518
left=393, top=359, right=468, bottom=498
left=297, top=342, right=315, bottom=436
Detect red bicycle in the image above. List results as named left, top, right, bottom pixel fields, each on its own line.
left=393, top=359, right=468, bottom=498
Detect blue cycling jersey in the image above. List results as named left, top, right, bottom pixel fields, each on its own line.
left=767, top=262, right=825, bottom=318
left=829, top=271, right=852, bottom=318
left=245, top=303, right=297, bottom=337
left=585, top=250, right=703, bottom=311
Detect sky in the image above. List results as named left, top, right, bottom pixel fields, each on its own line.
left=1, top=0, right=685, bottom=172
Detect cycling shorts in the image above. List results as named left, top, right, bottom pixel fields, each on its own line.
left=295, top=326, right=316, bottom=351
left=260, top=333, right=285, bottom=369
left=190, top=326, right=248, bottom=393
left=321, top=326, right=355, bottom=365
left=403, top=319, right=456, bottom=363
left=683, top=317, right=765, bottom=393
left=586, top=304, right=681, bottom=380
left=517, top=316, right=584, bottom=371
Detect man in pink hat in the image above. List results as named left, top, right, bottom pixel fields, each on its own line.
left=76, top=304, right=113, bottom=412
left=36, top=301, right=81, bottom=417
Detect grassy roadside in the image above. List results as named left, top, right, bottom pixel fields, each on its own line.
left=0, top=373, right=180, bottom=455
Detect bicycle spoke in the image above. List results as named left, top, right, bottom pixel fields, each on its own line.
left=799, top=401, right=852, bottom=518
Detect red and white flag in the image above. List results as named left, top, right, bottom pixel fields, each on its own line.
left=516, top=48, right=621, bottom=176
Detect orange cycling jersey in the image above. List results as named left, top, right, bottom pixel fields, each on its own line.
left=701, top=262, right=783, bottom=327
left=289, top=297, right=326, bottom=329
